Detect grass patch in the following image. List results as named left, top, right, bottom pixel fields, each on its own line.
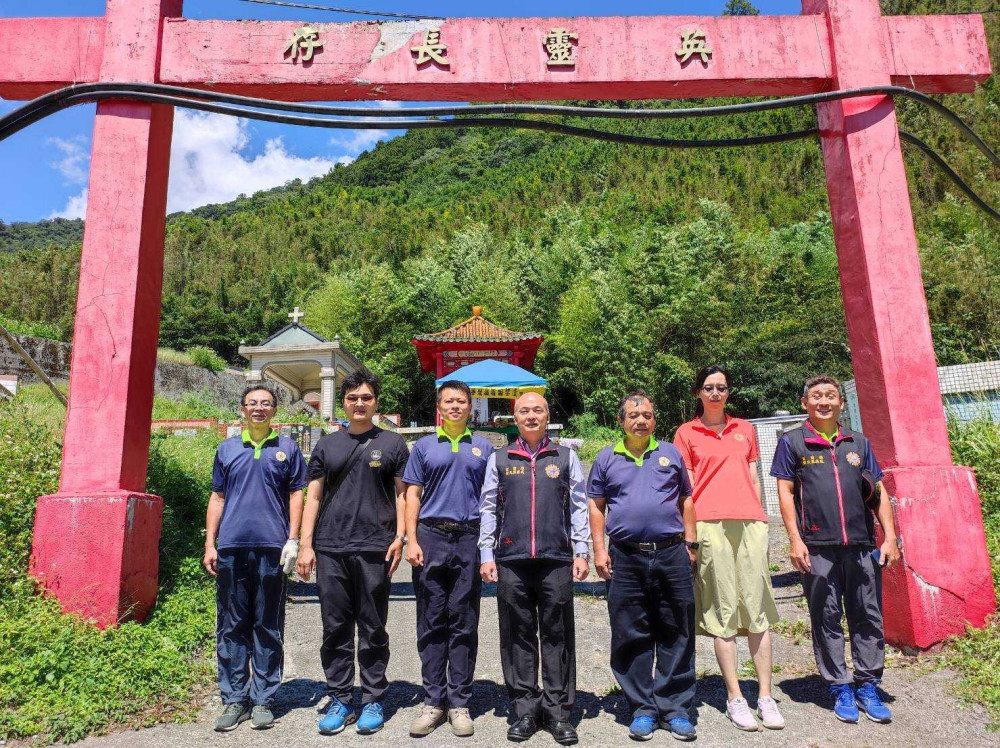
left=152, top=389, right=233, bottom=421
left=772, top=617, right=811, bottom=645
left=156, top=347, right=195, bottom=366
left=0, top=400, right=220, bottom=745
left=565, top=413, right=617, bottom=462
left=0, top=314, right=63, bottom=341
left=186, top=346, right=227, bottom=373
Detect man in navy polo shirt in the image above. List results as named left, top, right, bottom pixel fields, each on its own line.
left=204, top=384, right=308, bottom=732
left=587, top=390, right=698, bottom=742
left=771, top=374, right=900, bottom=725
left=403, top=379, right=494, bottom=738
left=479, top=392, right=590, bottom=746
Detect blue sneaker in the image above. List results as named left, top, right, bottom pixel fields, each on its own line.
left=629, top=715, right=657, bottom=741
left=830, top=684, right=859, bottom=723
left=318, top=696, right=355, bottom=735
left=855, top=681, right=892, bottom=723
left=663, top=717, right=696, bottom=741
left=357, top=701, right=385, bottom=734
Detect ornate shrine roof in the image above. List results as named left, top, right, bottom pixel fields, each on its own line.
left=412, top=307, right=543, bottom=344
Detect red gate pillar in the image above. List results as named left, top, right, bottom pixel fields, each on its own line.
left=29, top=0, right=183, bottom=627
left=806, top=0, right=995, bottom=648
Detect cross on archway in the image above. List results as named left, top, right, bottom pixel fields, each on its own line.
left=0, top=0, right=993, bottom=646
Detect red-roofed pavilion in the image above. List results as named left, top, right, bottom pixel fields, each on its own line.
left=412, top=307, right=543, bottom=379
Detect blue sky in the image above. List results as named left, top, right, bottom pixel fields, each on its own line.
left=0, top=0, right=801, bottom=222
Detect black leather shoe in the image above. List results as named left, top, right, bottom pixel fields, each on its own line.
left=546, top=720, right=578, bottom=745
left=507, top=715, right=539, bottom=742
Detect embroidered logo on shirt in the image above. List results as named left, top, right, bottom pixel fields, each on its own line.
left=846, top=451, right=862, bottom=467
left=801, top=455, right=825, bottom=465
left=503, top=536, right=515, bottom=545
left=370, top=449, right=383, bottom=461
left=658, top=456, right=670, bottom=467
left=545, top=464, right=561, bottom=479
left=275, top=451, right=287, bottom=462
left=733, top=433, right=745, bottom=441
left=472, top=447, right=483, bottom=457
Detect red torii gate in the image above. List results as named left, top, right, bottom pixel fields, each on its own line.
left=0, top=0, right=994, bottom=647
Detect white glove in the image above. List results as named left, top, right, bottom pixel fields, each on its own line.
left=279, top=538, right=300, bottom=575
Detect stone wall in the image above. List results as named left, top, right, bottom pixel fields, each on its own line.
left=0, top=333, right=246, bottom=408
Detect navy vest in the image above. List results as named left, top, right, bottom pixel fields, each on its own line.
left=493, top=441, right=573, bottom=562
left=784, top=426, right=877, bottom=547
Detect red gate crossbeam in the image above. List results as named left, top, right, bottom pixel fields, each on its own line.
left=0, top=14, right=989, bottom=101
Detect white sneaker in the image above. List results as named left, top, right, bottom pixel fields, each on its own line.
left=726, top=697, right=760, bottom=731
left=448, top=707, right=475, bottom=737
left=409, top=704, right=445, bottom=736
left=757, top=696, right=785, bottom=730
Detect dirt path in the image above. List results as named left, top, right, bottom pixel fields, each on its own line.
left=77, top=526, right=992, bottom=747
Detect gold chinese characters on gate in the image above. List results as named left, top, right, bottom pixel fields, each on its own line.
left=281, top=25, right=715, bottom=70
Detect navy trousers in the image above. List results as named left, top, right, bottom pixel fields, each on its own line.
left=607, top=542, right=696, bottom=721
left=412, top=523, right=482, bottom=707
left=216, top=547, right=287, bottom=706
left=316, top=551, right=391, bottom=704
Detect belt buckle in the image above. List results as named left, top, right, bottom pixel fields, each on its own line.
left=440, top=521, right=459, bottom=532
left=637, top=541, right=656, bottom=552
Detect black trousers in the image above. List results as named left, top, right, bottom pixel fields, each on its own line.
left=316, top=550, right=390, bottom=704
left=608, top=542, right=696, bottom=721
left=413, top=523, right=482, bottom=707
left=497, top=559, right=576, bottom=722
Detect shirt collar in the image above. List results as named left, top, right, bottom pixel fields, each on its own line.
left=242, top=428, right=278, bottom=459
left=437, top=426, right=473, bottom=453
left=804, top=420, right=849, bottom=446
left=691, top=415, right=737, bottom=436
left=613, top=436, right=659, bottom=467
left=515, top=435, right=551, bottom=457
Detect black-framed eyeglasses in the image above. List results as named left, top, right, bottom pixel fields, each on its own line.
left=345, top=394, right=376, bottom=403
left=244, top=400, right=275, bottom=408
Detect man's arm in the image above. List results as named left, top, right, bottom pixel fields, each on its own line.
left=681, top=492, right=697, bottom=565
left=589, top=497, right=611, bottom=580
left=384, top=476, right=406, bottom=577
left=404, top=483, right=424, bottom=567
left=296, top=477, right=323, bottom=581
left=777, top=478, right=810, bottom=573
left=875, top=482, right=901, bottom=567
left=569, top=451, right=591, bottom=581
left=288, top=489, right=304, bottom=540
left=203, top=491, right=225, bottom=577
left=478, top=453, right=499, bottom=582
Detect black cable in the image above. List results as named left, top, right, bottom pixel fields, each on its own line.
left=0, top=84, right=995, bottom=221
left=237, top=0, right=443, bottom=20
left=4, top=82, right=998, bottom=170
left=900, top=131, right=1000, bottom=222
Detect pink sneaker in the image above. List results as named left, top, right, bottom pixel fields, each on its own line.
left=726, top=697, right=760, bottom=731
left=757, top=696, right=785, bottom=730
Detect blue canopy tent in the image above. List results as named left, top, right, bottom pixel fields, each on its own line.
left=436, top=358, right=546, bottom=398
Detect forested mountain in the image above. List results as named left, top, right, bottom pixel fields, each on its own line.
left=0, top=0, right=997, bottom=426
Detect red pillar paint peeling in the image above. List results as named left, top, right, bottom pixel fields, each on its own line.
left=29, top=0, right=184, bottom=628
left=0, top=2, right=994, bottom=643
left=806, top=0, right=995, bottom=647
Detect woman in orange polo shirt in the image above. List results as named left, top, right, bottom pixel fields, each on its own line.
left=673, top=365, right=783, bottom=733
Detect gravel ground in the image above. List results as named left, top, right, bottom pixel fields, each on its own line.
left=76, top=525, right=993, bottom=748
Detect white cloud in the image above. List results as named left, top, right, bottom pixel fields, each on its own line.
left=48, top=135, right=91, bottom=185
left=166, top=110, right=337, bottom=213
left=328, top=100, right=405, bottom=164
left=48, top=188, right=88, bottom=220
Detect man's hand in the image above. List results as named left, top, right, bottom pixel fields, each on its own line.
left=594, top=549, right=613, bottom=580
left=879, top=535, right=902, bottom=569
left=573, top=557, right=590, bottom=581
left=480, top=561, right=498, bottom=583
left=279, top=538, right=299, bottom=575
left=686, top=547, right=698, bottom=567
left=297, top=544, right=316, bottom=581
left=789, top=538, right=811, bottom=574
left=406, top=540, right=424, bottom=568
left=203, top=545, right=218, bottom=577
left=385, top=538, right=404, bottom=577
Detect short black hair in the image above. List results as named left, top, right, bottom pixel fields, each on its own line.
left=340, top=367, right=381, bottom=401
left=803, top=374, right=842, bottom=397
left=617, top=389, right=655, bottom=422
left=437, top=380, right=472, bottom=403
left=240, top=384, right=278, bottom=407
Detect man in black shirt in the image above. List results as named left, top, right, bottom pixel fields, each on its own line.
left=298, top=368, right=408, bottom=736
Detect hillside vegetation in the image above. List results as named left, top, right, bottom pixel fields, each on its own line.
left=0, top=0, right=997, bottom=425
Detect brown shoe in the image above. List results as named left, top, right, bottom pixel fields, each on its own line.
left=409, top=704, right=445, bottom=736
left=449, top=707, right=474, bottom=737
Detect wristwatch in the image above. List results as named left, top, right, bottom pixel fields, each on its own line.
left=395, top=534, right=408, bottom=544
left=684, top=541, right=700, bottom=550
left=575, top=552, right=590, bottom=561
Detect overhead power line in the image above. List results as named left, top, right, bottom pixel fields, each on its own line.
left=0, top=83, right=996, bottom=222
left=237, top=0, right=444, bottom=21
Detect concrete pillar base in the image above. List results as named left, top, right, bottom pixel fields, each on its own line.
left=30, top=491, right=164, bottom=628
left=880, top=465, right=995, bottom=650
